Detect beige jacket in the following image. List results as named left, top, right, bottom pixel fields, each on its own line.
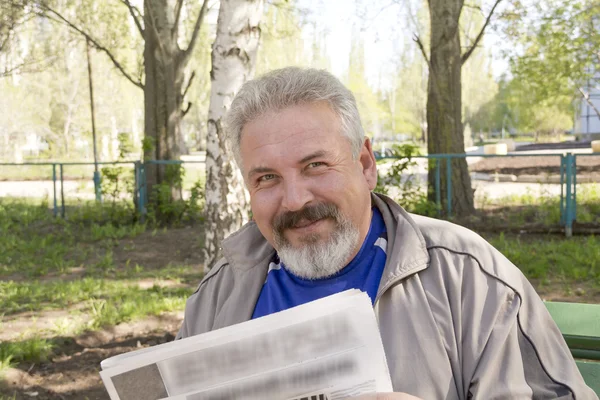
left=178, top=194, right=597, bottom=399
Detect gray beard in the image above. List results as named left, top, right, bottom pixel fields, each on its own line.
left=275, top=219, right=360, bottom=280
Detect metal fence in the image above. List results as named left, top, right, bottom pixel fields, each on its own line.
left=406, top=153, right=580, bottom=235
left=1, top=152, right=599, bottom=236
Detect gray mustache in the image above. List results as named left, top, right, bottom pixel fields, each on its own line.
left=273, top=203, right=340, bottom=233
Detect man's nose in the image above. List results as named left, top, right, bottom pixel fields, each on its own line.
left=281, top=177, right=314, bottom=212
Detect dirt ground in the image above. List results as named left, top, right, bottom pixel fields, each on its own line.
left=470, top=154, right=600, bottom=179
left=0, top=317, right=182, bottom=400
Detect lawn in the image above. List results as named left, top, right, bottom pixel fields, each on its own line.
left=0, top=198, right=205, bottom=398
left=0, top=197, right=599, bottom=399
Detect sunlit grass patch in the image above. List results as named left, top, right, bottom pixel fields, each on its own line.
left=0, top=278, right=190, bottom=317
left=489, top=233, right=600, bottom=282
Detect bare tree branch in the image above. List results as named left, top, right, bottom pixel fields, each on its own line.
left=182, top=71, right=196, bottom=99
left=0, top=55, right=56, bottom=78
left=463, top=3, right=483, bottom=12
left=39, top=4, right=144, bottom=89
left=579, top=87, right=600, bottom=119
left=119, top=0, right=145, bottom=36
left=461, top=0, right=503, bottom=65
left=182, top=0, right=209, bottom=63
left=172, top=0, right=184, bottom=40
left=413, top=34, right=431, bottom=68
left=181, top=102, right=192, bottom=117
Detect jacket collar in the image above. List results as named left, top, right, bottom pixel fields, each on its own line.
left=220, top=193, right=431, bottom=291
left=371, top=193, right=430, bottom=299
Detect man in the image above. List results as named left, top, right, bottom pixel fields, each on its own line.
left=178, top=67, right=596, bottom=399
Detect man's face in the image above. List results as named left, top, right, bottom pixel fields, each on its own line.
left=239, top=101, right=377, bottom=277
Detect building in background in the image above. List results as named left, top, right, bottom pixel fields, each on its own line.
left=575, top=71, right=600, bottom=141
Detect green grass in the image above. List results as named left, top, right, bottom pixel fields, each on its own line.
left=489, top=233, right=600, bottom=282
left=0, top=199, right=145, bottom=278
left=0, top=199, right=200, bottom=372
left=85, top=285, right=187, bottom=329
left=0, top=192, right=597, bottom=382
left=0, top=279, right=190, bottom=371
left=0, top=278, right=190, bottom=316
left=575, top=184, right=600, bottom=224
left=0, top=337, right=54, bottom=375
left=472, top=183, right=600, bottom=228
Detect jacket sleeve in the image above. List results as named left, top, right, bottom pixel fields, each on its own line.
left=175, top=258, right=231, bottom=340
left=457, top=248, right=597, bottom=399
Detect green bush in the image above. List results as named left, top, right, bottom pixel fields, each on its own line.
left=146, top=164, right=205, bottom=225
left=375, top=143, right=439, bottom=216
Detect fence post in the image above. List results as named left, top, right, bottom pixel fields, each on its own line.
left=572, top=154, right=577, bottom=221
left=59, top=163, right=65, bottom=218
left=52, top=164, right=57, bottom=217
left=559, top=155, right=565, bottom=226
left=435, top=158, right=441, bottom=216
left=446, top=157, right=452, bottom=217
left=134, top=161, right=139, bottom=212
left=93, top=169, right=102, bottom=202
left=564, top=153, right=573, bottom=237
left=139, top=162, right=147, bottom=223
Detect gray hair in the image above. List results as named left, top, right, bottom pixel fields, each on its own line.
left=225, top=67, right=365, bottom=168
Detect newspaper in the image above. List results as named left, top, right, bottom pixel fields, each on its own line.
left=100, top=289, right=393, bottom=400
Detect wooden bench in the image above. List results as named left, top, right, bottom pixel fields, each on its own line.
left=545, top=301, right=600, bottom=395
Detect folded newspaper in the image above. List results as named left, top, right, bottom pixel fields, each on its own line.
left=100, top=289, right=393, bottom=400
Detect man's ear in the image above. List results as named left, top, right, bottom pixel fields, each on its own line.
left=359, top=137, right=378, bottom=190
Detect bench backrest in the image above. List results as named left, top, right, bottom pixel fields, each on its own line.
left=545, top=301, right=600, bottom=395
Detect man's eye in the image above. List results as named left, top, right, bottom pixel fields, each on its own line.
left=308, top=162, right=325, bottom=168
left=258, top=174, right=276, bottom=182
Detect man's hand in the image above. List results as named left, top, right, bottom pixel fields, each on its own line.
left=347, top=393, right=423, bottom=400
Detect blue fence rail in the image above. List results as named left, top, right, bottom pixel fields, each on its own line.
left=375, top=152, right=597, bottom=236
left=1, top=153, right=599, bottom=236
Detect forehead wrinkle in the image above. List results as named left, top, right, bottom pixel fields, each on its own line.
left=247, top=126, right=324, bottom=153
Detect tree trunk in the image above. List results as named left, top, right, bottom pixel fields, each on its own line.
left=426, top=0, right=475, bottom=217
left=203, top=0, right=264, bottom=270
left=143, top=0, right=187, bottom=201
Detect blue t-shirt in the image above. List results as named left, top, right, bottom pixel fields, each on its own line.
left=252, top=207, right=388, bottom=319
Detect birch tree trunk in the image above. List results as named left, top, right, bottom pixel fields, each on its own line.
left=203, top=0, right=264, bottom=270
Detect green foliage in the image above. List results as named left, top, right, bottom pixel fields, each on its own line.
left=147, top=164, right=205, bottom=225
left=470, top=77, right=573, bottom=137
left=461, top=1, right=499, bottom=133
left=142, top=136, right=156, bottom=156
left=384, top=50, right=427, bottom=139
left=345, top=36, right=390, bottom=138
left=504, top=0, right=599, bottom=123
left=374, top=143, right=438, bottom=216
left=256, top=0, right=310, bottom=74
left=101, top=134, right=136, bottom=205
left=101, top=166, right=135, bottom=205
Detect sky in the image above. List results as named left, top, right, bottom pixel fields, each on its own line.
left=300, top=0, right=511, bottom=89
